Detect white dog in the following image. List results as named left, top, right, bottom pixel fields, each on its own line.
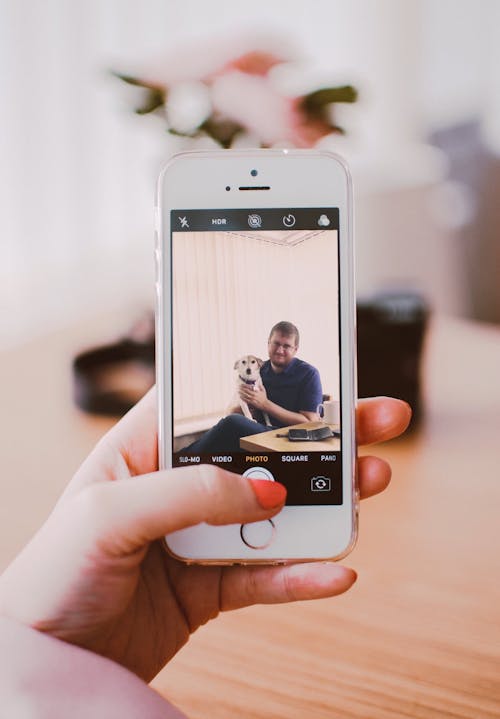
left=225, top=354, right=272, bottom=427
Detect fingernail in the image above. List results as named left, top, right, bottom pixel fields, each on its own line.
left=249, top=479, right=287, bottom=509
left=339, top=567, right=358, bottom=585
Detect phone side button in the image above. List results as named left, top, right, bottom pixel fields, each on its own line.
left=240, top=519, right=276, bottom=550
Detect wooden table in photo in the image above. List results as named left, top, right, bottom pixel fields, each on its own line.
left=1, top=314, right=499, bottom=718
left=239, top=421, right=341, bottom=452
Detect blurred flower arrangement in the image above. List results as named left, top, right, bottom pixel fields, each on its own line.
left=113, top=36, right=357, bottom=149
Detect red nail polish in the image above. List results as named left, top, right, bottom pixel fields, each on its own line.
left=249, top=479, right=287, bottom=509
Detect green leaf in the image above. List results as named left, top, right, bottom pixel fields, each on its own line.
left=111, top=71, right=148, bottom=88
left=111, top=70, right=165, bottom=93
left=200, top=118, right=243, bottom=148
left=135, top=88, right=166, bottom=115
left=167, top=128, right=202, bottom=139
left=303, top=85, right=358, bottom=110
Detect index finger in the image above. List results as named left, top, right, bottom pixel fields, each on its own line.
left=356, top=397, right=412, bottom=445
left=93, top=392, right=410, bottom=451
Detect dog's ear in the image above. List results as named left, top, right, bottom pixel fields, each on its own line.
left=256, top=357, right=264, bottom=368
left=233, top=359, right=239, bottom=370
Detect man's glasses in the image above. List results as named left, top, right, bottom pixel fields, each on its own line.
left=269, top=340, right=296, bottom=352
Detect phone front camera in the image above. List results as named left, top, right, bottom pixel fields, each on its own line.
left=250, top=169, right=258, bottom=177
left=225, top=185, right=231, bottom=191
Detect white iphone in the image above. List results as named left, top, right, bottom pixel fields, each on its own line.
left=156, top=148, right=357, bottom=564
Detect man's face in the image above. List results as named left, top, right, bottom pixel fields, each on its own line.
left=268, top=332, right=298, bottom=371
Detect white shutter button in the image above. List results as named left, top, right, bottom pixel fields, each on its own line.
left=242, top=467, right=274, bottom=481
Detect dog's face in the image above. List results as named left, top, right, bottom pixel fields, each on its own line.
left=233, top=355, right=264, bottom=382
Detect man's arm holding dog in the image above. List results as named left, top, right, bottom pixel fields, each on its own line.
left=239, top=385, right=319, bottom=426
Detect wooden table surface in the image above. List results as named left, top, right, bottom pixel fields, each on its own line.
left=1, top=314, right=499, bottom=718
left=240, top=421, right=341, bottom=452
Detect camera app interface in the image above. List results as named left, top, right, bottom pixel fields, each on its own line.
left=171, top=208, right=342, bottom=506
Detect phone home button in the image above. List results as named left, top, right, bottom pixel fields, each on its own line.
left=240, top=519, right=276, bottom=550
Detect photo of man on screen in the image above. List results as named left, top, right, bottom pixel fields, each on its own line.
left=181, top=320, right=323, bottom=453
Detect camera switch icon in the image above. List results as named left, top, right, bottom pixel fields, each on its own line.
left=310, top=475, right=331, bottom=492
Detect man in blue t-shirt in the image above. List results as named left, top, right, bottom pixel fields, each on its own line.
left=240, top=321, right=322, bottom=429
left=182, top=321, right=323, bottom=453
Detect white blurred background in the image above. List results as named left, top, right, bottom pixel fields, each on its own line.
left=2, top=0, right=500, bottom=349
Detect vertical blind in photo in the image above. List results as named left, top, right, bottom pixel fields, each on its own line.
left=172, top=229, right=339, bottom=434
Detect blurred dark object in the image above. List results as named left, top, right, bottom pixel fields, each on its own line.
left=73, top=315, right=155, bottom=416
left=430, top=120, right=500, bottom=324
left=357, top=292, right=430, bottom=428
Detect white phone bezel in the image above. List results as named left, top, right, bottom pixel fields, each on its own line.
left=155, top=148, right=357, bottom=564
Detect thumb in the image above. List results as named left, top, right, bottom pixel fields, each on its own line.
left=77, top=466, right=286, bottom=554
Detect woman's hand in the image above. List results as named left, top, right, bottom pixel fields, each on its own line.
left=0, top=390, right=411, bottom=682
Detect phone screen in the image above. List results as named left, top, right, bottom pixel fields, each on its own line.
left=170, top=207, right=342, bottom=506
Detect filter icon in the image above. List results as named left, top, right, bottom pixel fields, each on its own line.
left=248, top=214, right=262, bottom=229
